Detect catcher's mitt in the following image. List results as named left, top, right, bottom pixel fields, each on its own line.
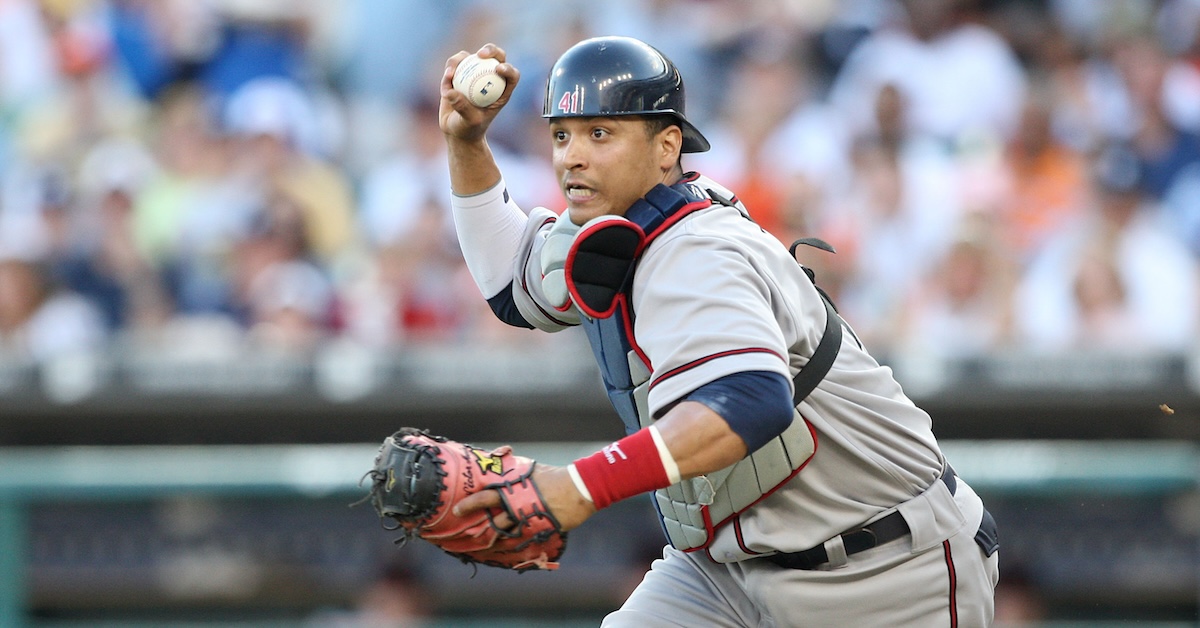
left=363, top=428, right=567, bottom=572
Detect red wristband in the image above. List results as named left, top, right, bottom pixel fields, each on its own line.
left=572, top=428, right=671, bottom=510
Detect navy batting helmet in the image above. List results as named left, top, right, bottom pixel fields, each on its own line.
left=542, top=36, right=711, bottom=153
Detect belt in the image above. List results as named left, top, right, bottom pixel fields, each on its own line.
left=767, top=466, right=957, bottom=571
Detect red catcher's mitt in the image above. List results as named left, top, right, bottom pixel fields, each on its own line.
left=363, top=428, right=567, bottom=571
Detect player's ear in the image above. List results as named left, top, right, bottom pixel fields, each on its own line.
left=656, top=124, right=683, bottom=171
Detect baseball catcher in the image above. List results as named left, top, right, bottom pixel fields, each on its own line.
left=362, top=428, right=568, bottom=572
left=420, top=35, right=1001, bottom=626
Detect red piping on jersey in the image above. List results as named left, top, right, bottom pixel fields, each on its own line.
left=944, top=540, right=959, bottom=628
left=676, top=171, right=741, bottom=206
left=649, top=347, right=788, bottom=391
left=641, top=198, right=713, bottom=247
left=617, top=294, right=652, bottom=368
left=611, top=196, right=721, bottom=370
left=682, top=418, right=819, bottom=554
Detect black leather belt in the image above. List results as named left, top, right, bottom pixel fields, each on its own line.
left=767, top=466, right=957, bottom=571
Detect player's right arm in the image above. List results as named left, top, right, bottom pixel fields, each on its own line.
left=441, top=45, right=579, bottom=331
left=441, top=44, right=515, bottom=195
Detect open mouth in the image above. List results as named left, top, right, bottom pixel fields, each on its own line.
left=565, top=184, right=596, bottom=203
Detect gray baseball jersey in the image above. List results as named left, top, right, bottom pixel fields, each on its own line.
left=453, top=172, right=998, bottom=626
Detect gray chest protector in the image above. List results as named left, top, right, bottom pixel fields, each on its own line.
left=564, top=177, right=843, bottom=551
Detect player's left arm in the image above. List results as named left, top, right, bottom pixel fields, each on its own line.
left=451, top=402, right=749, bottom=533
left=454, top=381, right=785, bottom=533
left=654, top=400, right=749, bottom=476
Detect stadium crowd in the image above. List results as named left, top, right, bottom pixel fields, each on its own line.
left=0, top=0, right=1198, bottom=363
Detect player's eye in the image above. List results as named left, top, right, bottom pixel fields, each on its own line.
left=552, top=129, right=567, bottom=142
left=590, top=128, right=608, bottom=139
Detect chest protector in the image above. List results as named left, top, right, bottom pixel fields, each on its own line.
left=562, top=176, right=842, bottom=552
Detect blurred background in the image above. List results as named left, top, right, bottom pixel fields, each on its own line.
left=0, top=0, right=1199, bottom=625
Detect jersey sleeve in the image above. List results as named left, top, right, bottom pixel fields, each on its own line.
left=633, top=228, right=795, bottom=417
left=450, top=180, right=579, bottom=331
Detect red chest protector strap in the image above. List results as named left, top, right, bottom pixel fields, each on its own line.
left=563, top=181, right=713, bottom=319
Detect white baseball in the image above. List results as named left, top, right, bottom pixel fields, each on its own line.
left=453, top=54, right=506, bottom=107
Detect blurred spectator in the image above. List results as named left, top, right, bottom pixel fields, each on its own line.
left=0, top=0, right=58, bottom=116
left=135, top=83, right=256, bottom=317
left=200, top=0, right=318, bottom=98
left=223, top=76, right=357, bottom=265
left=828, top=0, right=1027, bottom=149
left=822, top=82, right=964, bottom=347
left=245, top=257, right=335, bottom=352
left=337, top=195, right=472, bottom=346
left=1029, top=19, right=1132, bottom=153
left=56, top=135, right=173, bottom=332
left=1114, top=34, right=1200, bottom=200
left=1158, top=0, right=1200, bottom=132
left=1109, top=33, right=1200, bottom=255
left=0, top=161, right=63, bottom=263
left=995, top=78, right=1088, bottom=264
left=108, top=0, right=221, bottom=100
left=385, top=210, right=470, bottom=343
left=356, top=98, right=455, bottom=250
left=0, top=255, right=106, bottom=362
left=345, top=93, right=554, bottom=347
left=689, top=34, right=851, bottom=244
left=899, top=216, right=1017, bottom=358
left=1068, top=244, right=1138, bottom=349
left=1014, top=143, right=1198, bottom=352
left=227, top=184, right=330, bottom=330
left=108, top=0, right=320, bottom=101
left=135, top=84, right=234, bottom=263
left=330, top=0, right=467, bottom=104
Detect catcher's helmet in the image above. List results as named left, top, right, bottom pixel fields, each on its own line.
left=543, top=36, right=711, bottom=153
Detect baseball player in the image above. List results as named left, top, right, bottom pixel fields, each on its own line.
left=439, top=37, right=999, bottom=626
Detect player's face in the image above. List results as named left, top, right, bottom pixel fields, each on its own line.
left=550, top=116, right=679, bottom=225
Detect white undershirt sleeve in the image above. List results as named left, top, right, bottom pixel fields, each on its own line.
left=450, top=179, right=528, bottom=299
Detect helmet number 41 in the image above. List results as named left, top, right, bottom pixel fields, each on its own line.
left=557, top=87, right=582, bottom=114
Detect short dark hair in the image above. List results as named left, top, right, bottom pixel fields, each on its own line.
left=641, top=115, right=685, bottom=167
left=643, top=115, right=679, bottom=140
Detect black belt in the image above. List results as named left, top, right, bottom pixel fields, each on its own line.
left=767, top=466, right=957, bottom=571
